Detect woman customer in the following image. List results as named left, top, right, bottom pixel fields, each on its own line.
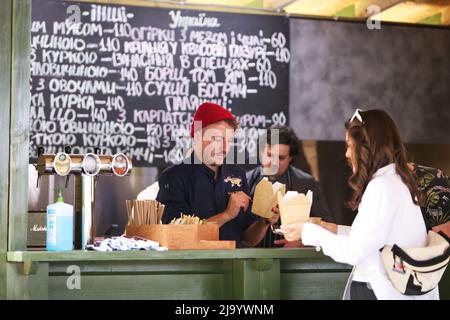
left=280, top=109, right=439, bottom=300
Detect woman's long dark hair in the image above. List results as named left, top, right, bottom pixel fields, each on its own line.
left=345, top=109, right=420, bottom=211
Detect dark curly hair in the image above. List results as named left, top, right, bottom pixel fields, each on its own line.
left=345, top=109, right=420, bottom=211
left=265, top=125, right=300, bottom=158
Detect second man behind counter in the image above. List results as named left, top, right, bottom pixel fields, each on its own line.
left=247, top=125, right=334, bottom=248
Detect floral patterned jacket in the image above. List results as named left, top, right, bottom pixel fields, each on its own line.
left=414, top=164, right=450, bottom=228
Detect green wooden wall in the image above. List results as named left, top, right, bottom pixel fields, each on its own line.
left=0, top=0, right=13, bottom=300
left=0, top=0, right=31, bottom=299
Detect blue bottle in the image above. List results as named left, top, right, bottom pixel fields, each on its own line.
left=46, top=190, right=74, bottom=251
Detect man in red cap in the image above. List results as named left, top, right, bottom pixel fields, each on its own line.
left=157, top=102, right=278, bottom=247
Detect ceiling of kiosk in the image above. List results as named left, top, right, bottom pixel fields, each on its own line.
left=181, top=0, right=450, bottom=26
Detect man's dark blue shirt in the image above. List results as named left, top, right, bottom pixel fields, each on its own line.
left=156, top=155, right=258, bottom=247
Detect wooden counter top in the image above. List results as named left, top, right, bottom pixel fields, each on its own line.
left=7, top=247, right=330, bottom=262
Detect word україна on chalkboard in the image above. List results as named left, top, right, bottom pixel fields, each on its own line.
left=30, top=0, right=290, bottom=166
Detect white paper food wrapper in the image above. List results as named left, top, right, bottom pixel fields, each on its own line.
left=277, top=190, right=313, bottom=225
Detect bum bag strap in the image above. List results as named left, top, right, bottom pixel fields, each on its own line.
left=391, top=244, right=450, bottom=268
left=437, top=231, right=450, bottom=244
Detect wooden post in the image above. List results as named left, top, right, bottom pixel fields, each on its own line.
left=232, top=259, right=280, bottom=299
left=0, top=0, right=13, bottom=300
left=0, top=0, right=31, bottom=299
left=8, top=0, right=31, bottom=252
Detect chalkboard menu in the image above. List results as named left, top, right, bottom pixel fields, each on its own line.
left=30, top=0, right=290, bottom=166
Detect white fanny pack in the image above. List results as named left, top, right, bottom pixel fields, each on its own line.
left=381, top=231, right=450, bottom=295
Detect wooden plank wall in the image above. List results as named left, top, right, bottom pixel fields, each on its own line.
left=0, top=0, right=31, bottom=299
left=0, top=0, right=13, bottom=300
left=8, top=0, right=31, bottom=252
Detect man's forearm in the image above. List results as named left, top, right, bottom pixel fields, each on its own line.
left=242, top=219, right=270, bottom=247
left=207, top=211, right=232, bottom=227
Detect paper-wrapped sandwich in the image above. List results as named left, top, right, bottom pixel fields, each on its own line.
left=251, top=178, right=286, bottom=218
left=277, top=190, right=313, bottom=225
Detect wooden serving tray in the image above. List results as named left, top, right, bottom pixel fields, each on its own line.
left=125, top=224, right=236, bottom=250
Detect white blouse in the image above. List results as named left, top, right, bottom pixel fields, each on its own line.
left=302, top=163, right=439, bottom=300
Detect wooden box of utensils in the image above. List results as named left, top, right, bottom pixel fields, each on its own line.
left=125, top=200, right=165, bottom=225
left=125, top=224, right=236, bottom=250
left=124, top=200, right=235, bottom=250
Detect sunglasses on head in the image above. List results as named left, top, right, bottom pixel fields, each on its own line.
left=349, top=108, right=364, bottom=124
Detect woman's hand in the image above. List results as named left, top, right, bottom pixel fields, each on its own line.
left=280, top=222, right=305, bottom=241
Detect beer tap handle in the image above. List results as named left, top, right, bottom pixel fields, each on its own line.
left=65, top=175, right=71, bottom=188
left=36, top=175, right=41, bottom=188
left=37, top=146, right=45, bottom=157
left=35, top=146, right=45, bottom=188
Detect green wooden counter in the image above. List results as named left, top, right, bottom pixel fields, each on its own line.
left=5, top=248, right=353, bottom=300
left=5, top=247, right=450, bottom=300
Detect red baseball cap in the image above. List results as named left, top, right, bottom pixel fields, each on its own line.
left=191, top=102, right=238, bottom=137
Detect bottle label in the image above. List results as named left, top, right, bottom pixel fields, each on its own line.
left=47, top=209, right=57, bottom=245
